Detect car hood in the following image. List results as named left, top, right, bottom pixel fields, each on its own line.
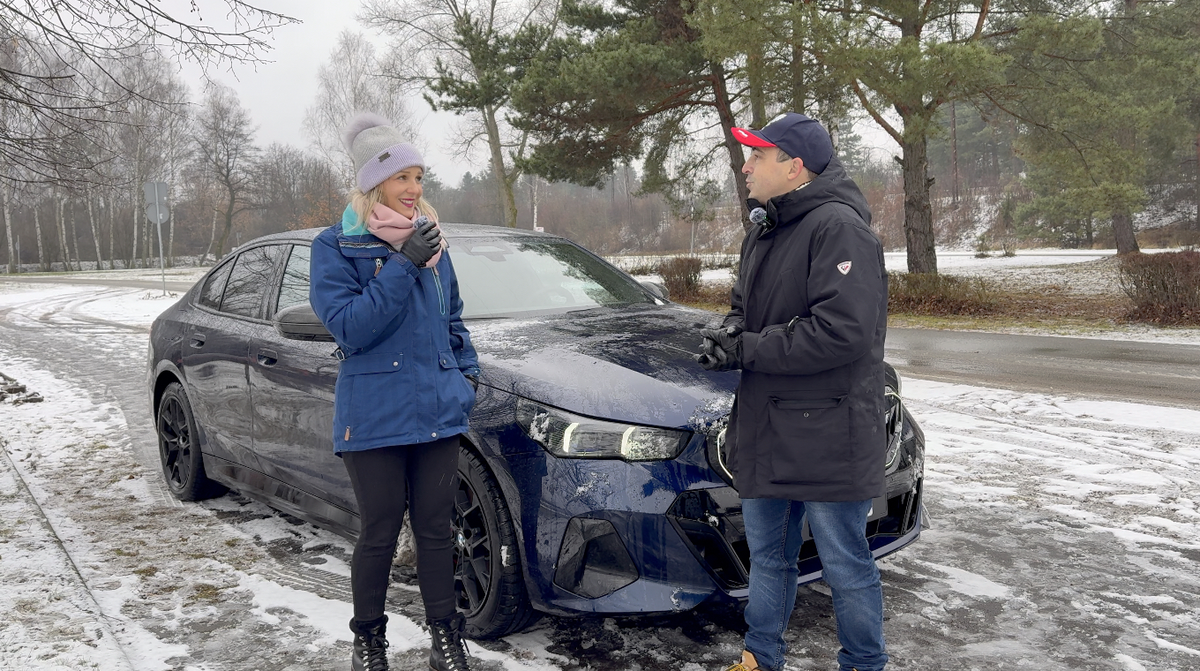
left=468, top=305, right=738, bottom=432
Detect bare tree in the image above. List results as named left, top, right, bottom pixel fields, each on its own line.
left=302, top=31, right=416, bottom=187
left=0, top=0, right=294, bottom=186
left=360, top=0, right=557, bottom=228
left=194, top=83, right=258, bottom=260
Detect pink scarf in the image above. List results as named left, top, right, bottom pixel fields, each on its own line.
left=367, top=203, right=445, bottom=268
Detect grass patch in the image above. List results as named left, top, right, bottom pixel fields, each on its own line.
left=888, top=272, right=999, bottom=315
left=677, top=277, right=1135, bottom=335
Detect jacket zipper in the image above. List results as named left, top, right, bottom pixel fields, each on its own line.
left=432, top=267, right=446, bottom=315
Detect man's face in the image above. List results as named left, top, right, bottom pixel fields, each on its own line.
left=742, top=146, right=797, bottom=201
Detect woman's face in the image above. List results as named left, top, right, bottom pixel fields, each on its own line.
left=379, top=166, right=424, bottom=219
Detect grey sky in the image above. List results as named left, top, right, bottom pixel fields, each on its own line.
left=176, top=0, right=472, bottom=186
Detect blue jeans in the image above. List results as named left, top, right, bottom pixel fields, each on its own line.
left=742, top=498, right=887, bottom=671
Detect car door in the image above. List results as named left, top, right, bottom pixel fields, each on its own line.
left=248, top=243, right=356, bottom=521
left=182, top=244, right=283, bottom=472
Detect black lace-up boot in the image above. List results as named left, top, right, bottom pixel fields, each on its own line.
left=427, top=612, right=472, bottom=671
left=350, top=616, right=390, bottom=671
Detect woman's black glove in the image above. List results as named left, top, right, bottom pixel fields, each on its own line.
left=465, top=374, right=479, bottom=391
left=399, top=217, right=442, bottom=268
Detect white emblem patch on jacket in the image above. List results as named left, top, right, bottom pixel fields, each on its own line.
left=837, top=261, right=852, bottom=275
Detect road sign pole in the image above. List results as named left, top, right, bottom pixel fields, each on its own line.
left=143, top=181, right=170, bottom=295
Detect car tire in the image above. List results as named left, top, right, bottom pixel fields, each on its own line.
left=453, top=447, right=535, bottom=639
left=156, top=382, right=224, bottom=501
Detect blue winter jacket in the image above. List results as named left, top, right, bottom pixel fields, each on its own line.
left=309, top=208, right=480, bottom=454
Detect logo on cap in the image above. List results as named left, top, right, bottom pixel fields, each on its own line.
left=837, top=261, right=852, bottom=275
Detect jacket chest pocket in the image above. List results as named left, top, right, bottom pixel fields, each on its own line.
left=765, top=393, right=852, bottom=486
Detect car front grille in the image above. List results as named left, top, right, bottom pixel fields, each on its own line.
left=668, top=480, right=924, bottom=591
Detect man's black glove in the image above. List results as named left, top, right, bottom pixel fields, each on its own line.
left=399, top=217, right=442, bottom=268
left=696, top=325, right=743, bottom=371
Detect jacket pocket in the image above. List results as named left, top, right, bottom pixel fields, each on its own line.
left=437, top=349, right=458, bottom=370
left=766, top=392, right=852, bottom=486
left=340, top=352, right=404, bottom=375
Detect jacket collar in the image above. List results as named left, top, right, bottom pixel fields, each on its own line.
left=334, top=205, right=391, bottom=258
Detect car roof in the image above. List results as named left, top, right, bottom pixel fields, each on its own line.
left=245, top=223, right=560, bottom=246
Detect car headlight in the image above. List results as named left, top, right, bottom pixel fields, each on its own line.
left=884, top=384, right=904, bottom=472
left=516, top=398, right=690, bottom=461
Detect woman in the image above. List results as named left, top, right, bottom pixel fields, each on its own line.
left=310, top=113, right=479, bottom=671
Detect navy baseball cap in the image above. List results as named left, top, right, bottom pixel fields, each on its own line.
left=731, top=112, right=834, bottom=174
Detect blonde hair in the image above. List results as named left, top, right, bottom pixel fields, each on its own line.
left=345, top=186, right=439, bottom=234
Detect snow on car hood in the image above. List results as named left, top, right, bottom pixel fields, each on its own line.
left=467, top=304, right=738, bottom=432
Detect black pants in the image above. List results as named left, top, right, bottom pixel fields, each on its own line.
left=342, top=435, right=460, bottom=624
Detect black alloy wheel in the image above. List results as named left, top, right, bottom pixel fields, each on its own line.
left=452, top=448, right=535, bottom=639
left=156, top=382, right=222, bottom=501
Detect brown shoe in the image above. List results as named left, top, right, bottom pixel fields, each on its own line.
left=722, top=650, right=763, bottom=671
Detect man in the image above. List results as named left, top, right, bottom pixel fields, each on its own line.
left=697, top=112, right=890, bottom=671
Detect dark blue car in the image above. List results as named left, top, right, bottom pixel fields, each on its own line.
left=147, top=224, right=925, bottom=639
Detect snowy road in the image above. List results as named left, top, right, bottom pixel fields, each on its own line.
left=1, top=279, right=1198, bottom=671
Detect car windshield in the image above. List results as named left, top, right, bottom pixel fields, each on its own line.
left=452, top=237, right=655, bottom=319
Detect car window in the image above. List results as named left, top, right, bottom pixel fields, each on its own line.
left=197, top=260, right=234, bottom=310
left=276, top=244, right=311, bottom=314
left=220, top=245, right=283, bottom=318
left=453, top=238, right=654, bottom=319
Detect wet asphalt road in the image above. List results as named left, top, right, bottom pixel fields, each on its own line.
left=886, top=328, right=1200, bottom=411
left=7, top=274, right=1197, bottom=410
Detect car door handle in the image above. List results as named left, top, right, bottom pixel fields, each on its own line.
left=190, top=333, right=206, bottom=348
left=257, top=349, right=278, bottom=367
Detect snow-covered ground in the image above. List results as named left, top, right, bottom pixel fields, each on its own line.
left=1, top=256, right=1199, bottom=670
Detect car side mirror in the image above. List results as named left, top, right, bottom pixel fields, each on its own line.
left=274, top=303, right=336, bottom=342
left=640, top=280, right=669, bottom=302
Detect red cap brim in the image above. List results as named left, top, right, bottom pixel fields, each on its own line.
left=731, top=127, right=776, bottom=148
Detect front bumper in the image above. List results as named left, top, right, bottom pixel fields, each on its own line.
left=505, top=407, right=925, bottom=616
left=666, top=479, right=924, bottom=595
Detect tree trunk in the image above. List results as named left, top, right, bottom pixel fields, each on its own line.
left=34, top=204, right=47, bottom=272
left=1112, top=211, right=1139, bottom=254
left=86, top=191, right=103, bottom=272
left=106, top=195, right=116, bottom=270
left=482, top=104, right=519, bottom=228
left=130, top=188, right=139, bottom=268
left=67, top=201, right=81, bottom=271
left=950, top=102, right=960, bottom=207
left=901, top=134, right=938, bottom=273
left=201, top=207, right=218, bottom=266
left=710, top=61, right=752, bottom=230
left=1194, top=131, right=1199, bottom=231
left=216, top=189, right=235, bottom=260
left=57, top=197, right=71, bottom=271
left=2, top=185, right=14, bottom=274
left=167, top=188, right=176, bottom=268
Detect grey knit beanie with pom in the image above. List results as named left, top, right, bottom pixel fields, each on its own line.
left=341, top=112, right=424, bottom=193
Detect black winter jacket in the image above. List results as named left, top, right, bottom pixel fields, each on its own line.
left=723, top=156, right=888, bottom=501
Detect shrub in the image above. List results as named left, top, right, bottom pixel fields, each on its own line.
left=888, top=272, right=999, bottom=315
left=1118, top=251, right=1200, bottom=325
left=659, top=256, right=703, bottom=301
